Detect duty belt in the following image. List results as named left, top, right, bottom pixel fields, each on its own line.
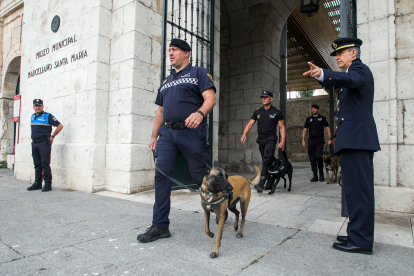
left=166, top=118, right=207, bottom=130
left=32, top=136, right=49, bottom=143
left=258, top=134, right=275, bottom=139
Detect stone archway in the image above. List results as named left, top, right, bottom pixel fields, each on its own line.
left=218, top=0, right=300, bottom=172
left=0, top=56, right=21, bottom=162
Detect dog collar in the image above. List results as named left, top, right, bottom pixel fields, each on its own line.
left=200, top=193, right=229, bottom=206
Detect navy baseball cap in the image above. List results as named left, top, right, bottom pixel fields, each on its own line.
left=33, top=99, right=43, bottom=105
left=330, top=37, right=363, bottom=56
left=169, top=39, right=192, bottom=51
left=260, top=90, right=273, bottom=98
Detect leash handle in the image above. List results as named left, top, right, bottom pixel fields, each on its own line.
left=152, top=150, right=200, bottom=192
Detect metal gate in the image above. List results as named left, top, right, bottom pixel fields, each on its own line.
left=160, top=0, right=215, bottom=189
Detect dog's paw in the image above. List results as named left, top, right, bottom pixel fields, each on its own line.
left=236, top=233, right=243, bottom=238
left=207, top=232, right=214, bottom=238
left=210, top=251, right=219, bottom=258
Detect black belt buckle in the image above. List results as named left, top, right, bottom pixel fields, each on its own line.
left=174, top=122, right=186, bottom=130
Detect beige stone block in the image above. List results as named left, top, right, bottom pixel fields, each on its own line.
left=368, top=0, right=389, bottom=21
left=113, top=0, right=133, bottom=11
left=402, top=99, right=414, bottom=145
left=369, top=18, right=389, bottom=63
left=109, top=63, right=120, bottom=91
left=229, top=90, right=243, bottom=105
left=375, top=185, right=414, bottom=213
left=110, top=31, right=135, bottom=64
left=98, top=6, right=111, bottom=38
left=396, top=13, right=414, bottom=60
left=111, top=6, right=124, bottom=39
left=373, top=145, right=390, bottom=186
left=135, top=2, right=162, bottom=39
left=373, top=101, right=390, bottom=144
left=133, top=61, right=160, bottom=92
left=151, top=39, right=161, bottom=67
left=133, top=32, right=152, bottom=64
left=398, top=145, right=414, bottom=187
left=228, top=150, right=245, bottom=163
left=396, top=58, right=414, bottom=100
left=107, top=116, right=119, bottom=143
left=71, top=66, right=88, bottom=93
left=131, top=88, right=158, bottom=117
left=69, top=168, right=105, bottom=193
left=117, top=114, right=153, bottom=144
left=118, top=59, right=135, bottom=89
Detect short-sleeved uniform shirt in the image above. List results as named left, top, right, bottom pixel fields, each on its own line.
left=303, top=114, right=329, bottom=138
left=155, top=64, right=216, bottom=123
left=31, top=111, right=60, bottom=140
left=251, top=106, right=284, bottom=135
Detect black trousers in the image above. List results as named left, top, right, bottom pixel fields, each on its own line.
left=153, top=124, right=210, bottom=229
left=32, top=140, right=52, bottom=185
left=257, top=137, right=277, bottom=179
left=339, top=149, right=375, bottom=249
left=308, top=137, right=324, bottom=172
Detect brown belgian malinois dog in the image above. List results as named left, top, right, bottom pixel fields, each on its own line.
left=200, top=161, right=260, bottom=258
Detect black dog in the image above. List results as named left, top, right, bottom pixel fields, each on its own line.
left=255, top=149, right=293, bottom=194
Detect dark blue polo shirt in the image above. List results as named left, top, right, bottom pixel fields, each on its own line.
left=304, top=114, right=329, bottom=138
left=31, top=111, right=60, bottom=140
left=251, top=106, right=284, bottom=135
left=155, top=64, right=216, bottom=123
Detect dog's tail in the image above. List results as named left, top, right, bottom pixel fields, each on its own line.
left=250, top=164, right=261, bottom=186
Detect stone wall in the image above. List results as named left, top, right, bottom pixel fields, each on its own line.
left=219, top=0, right=300, bottom=172
left=358, top=0, right=414, bottom=213
left=286, top=95, right=332, bottom=162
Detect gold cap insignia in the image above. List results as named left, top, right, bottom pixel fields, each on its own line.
left=332, top=43, right=337, bottom=49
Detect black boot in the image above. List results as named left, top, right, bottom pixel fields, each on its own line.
left=319, top=171, right=324, bottom=182
left=254, top=176, right=266, bottom=193
left=137, top=225, right=171, bottom=243
left=215, top=209, right=228, bottom=224
left=42, top=183, right=52, bottom=192
left=27, top=182, right=42, bottom=191
left=310, top=170, right=318, bottom=182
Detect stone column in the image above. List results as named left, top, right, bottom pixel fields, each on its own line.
left=358, top=0, right=414, bottom=212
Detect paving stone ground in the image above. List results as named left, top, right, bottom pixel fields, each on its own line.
left=0, top=167, right=413, bottom=275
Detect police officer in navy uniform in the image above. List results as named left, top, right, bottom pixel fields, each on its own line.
left=302, top=104, right=332, bottom=182
left=137, top=39, right=216, bottom=243
left=240, top=90, right=286, bottom=192
left=304, top=37, right=380, bottom=254
left=27, top=99, right=63, bottom=192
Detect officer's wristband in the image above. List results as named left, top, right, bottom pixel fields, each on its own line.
left=51, top=135, right=55, bottom=138
left=196, top=110, right=205, bottom=117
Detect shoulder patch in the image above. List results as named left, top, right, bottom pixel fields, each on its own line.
left=162, top=78, right=168, bottom=85
left=207, top=74, right=214, bottom=83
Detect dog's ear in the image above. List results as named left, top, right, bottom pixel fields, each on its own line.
left=205, top=163, right=211, bottom=175
left=213, top=161, right=223, bottom=168
left=225, top=173, right=229, bottom=179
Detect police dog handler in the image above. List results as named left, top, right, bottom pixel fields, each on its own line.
left=240, top=90, right=286, bottom=191
left=304, top=37, right=380, bottom=255
left=27, top=99, right=63, bottom=192
left=302, top=104, right=332, bottom=182
left=137, top=39, right=216, bottom=243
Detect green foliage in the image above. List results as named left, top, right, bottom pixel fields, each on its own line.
left=297, top=90, right=314, bottom=98
left=0, top=161, right=7, bottom=169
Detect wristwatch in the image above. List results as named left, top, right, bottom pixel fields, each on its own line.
left=51, top=135, right=55, bottom=138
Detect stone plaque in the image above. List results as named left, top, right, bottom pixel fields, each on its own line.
left=51, top=15, right=60, bottom=33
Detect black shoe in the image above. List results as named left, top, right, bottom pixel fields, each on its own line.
left=310, top=171, right=318, bottom=182
left=337, top=235, right=347, bottom=243
left=216, top=209, right=228, bottom=224
left=42, top=184, right=52, bottom=192
left=332, top=242, right=372, bottom=255
left=254, top=177, right=266, bottom=193
left=27, top=182, right=42, bottom=191
left=137, top=226, right=171, bottom=243
left=319, top=171, right=324, bottom=182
